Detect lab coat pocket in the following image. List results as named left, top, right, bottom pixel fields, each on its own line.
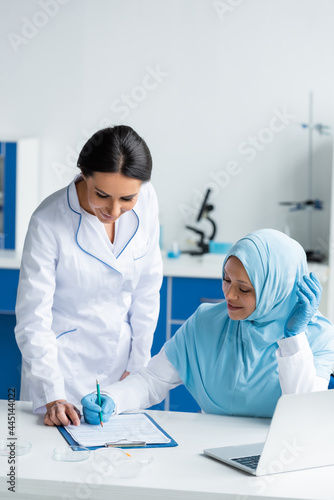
left=55, top=328, right=77, bottom=341
left=133, top=238, right=151, bottom=261
left=55, top=327, right=79, bottom=373
left=55, top=327, right=78, bottom=354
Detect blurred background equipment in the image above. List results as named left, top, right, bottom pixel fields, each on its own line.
left=279, top=92, right=331, bottom=263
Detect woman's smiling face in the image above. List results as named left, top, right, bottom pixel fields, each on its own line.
left=223, top=256, right=256, bottom=320
left=81, top=171, right=142, bottom=224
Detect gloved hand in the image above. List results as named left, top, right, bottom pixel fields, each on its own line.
left=284, top=272, right=322, bottom=337
left=81, top=393, right=115, bottom=425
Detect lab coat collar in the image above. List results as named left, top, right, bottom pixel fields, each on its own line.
left=66, top=179, right=139, bottom=273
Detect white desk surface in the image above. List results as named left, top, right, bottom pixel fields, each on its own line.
left=0, top=401, right=333, bottom=500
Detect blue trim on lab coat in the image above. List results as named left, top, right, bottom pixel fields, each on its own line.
left=67, top=185, right=123, bottom=274
left=56, top=329, right=77, bottom=339
left=116, top=209, right=139, bottom=259
left=66, top=183, right=140, bottom=268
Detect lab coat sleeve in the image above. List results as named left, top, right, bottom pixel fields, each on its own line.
left=14, top=215, right=66, bottom=411
left=126, top=184, right=163, bottom=373
left=276, top=332, right=329, bottom=393
left=103, top=347, right=182, bottom=413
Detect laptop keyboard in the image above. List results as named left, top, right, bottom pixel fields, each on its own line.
left=231, top=455, right=261, bottom=470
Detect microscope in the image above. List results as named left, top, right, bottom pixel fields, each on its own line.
left=184, top=189, right=217, bottom=255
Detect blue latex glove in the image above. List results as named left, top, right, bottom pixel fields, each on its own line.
left=81, top=393, right=115, bottom=425
left=284, top=272, right=322, bottom=337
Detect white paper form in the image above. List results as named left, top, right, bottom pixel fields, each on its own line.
left=65, top=413, right=171, bottom=447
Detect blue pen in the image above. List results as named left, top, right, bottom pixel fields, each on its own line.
left=96, top=379, right=103, bottom=427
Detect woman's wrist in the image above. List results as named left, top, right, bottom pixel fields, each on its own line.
left=45, top=399, right=67, bottom=410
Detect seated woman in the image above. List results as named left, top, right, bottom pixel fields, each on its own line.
left=81, top=229, right=334, bottom=423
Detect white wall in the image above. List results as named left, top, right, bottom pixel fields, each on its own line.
left=0, top=0, right=333, bottom=255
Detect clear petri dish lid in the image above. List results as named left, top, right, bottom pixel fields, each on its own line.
left=0, top=437, right=32, bottom=456
left=52, top=445, right=90, bottom=462
left=94, top=447, right=153, bottom=478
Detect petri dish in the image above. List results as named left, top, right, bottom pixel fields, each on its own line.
left=52, top=445, right=90, bottom=462
left=94, top=448, right=153, bottom=478
left=0, top=437, right=32, bottom=456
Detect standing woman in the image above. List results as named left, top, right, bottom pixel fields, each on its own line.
left=15, top=125, right=163, bottom=426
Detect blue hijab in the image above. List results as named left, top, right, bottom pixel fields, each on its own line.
left=165, top=229, right=334, bottom=417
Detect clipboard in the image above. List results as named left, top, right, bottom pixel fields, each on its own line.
left=57, top=413, right=178, bottom=450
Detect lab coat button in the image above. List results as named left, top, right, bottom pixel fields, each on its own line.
left=97, top=369, right=104, bottom=375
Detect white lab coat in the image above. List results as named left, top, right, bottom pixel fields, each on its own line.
left=15, top=178, right=163, bottom=412
left=103, top=333, right=329, bottom=414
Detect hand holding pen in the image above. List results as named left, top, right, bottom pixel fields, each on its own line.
left=81, top=386, right=115, bottom=426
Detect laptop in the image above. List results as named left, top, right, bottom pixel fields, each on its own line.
left=203, top=390, right=334, bottom=476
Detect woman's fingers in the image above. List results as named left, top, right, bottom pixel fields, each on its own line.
left=44, top=410, right=64, bottom=426
left=304, top=274, right=322, bottom=296
left=298, top=276, right=321, bottom=308
left=81, top=394, right=101, bottom=412
left=83, top=408, right=99, bottom=425
left=296, top=289, right=309, bottom=304
left=309, top=272, right=322, bottom=289
left=44, top=401, right=81, bottom=426
left=67, top=406, right=81, bottom=426
left=297, top=282, right=314, bottom=304
left=44, top=414, right=55, bottom=426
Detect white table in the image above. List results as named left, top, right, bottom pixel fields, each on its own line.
left=0, top=401, right=333, bottom=500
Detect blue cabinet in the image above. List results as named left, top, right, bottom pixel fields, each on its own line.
left=0, top=269, right=20, bottom=313
left=171, top=277, right=224, bottom=320
left=0, top=269, right=21, bottom=399
left=0, top=142, right=17, bottom=249
left=0, top=138, right=38, bottom=398
left=151, top=278, right=167, bottom=357
left=151, top=275, right=224, bottom=413
left=0, top=139, right=39, bottom=252
left=148, top=278, right=168, bottom=411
